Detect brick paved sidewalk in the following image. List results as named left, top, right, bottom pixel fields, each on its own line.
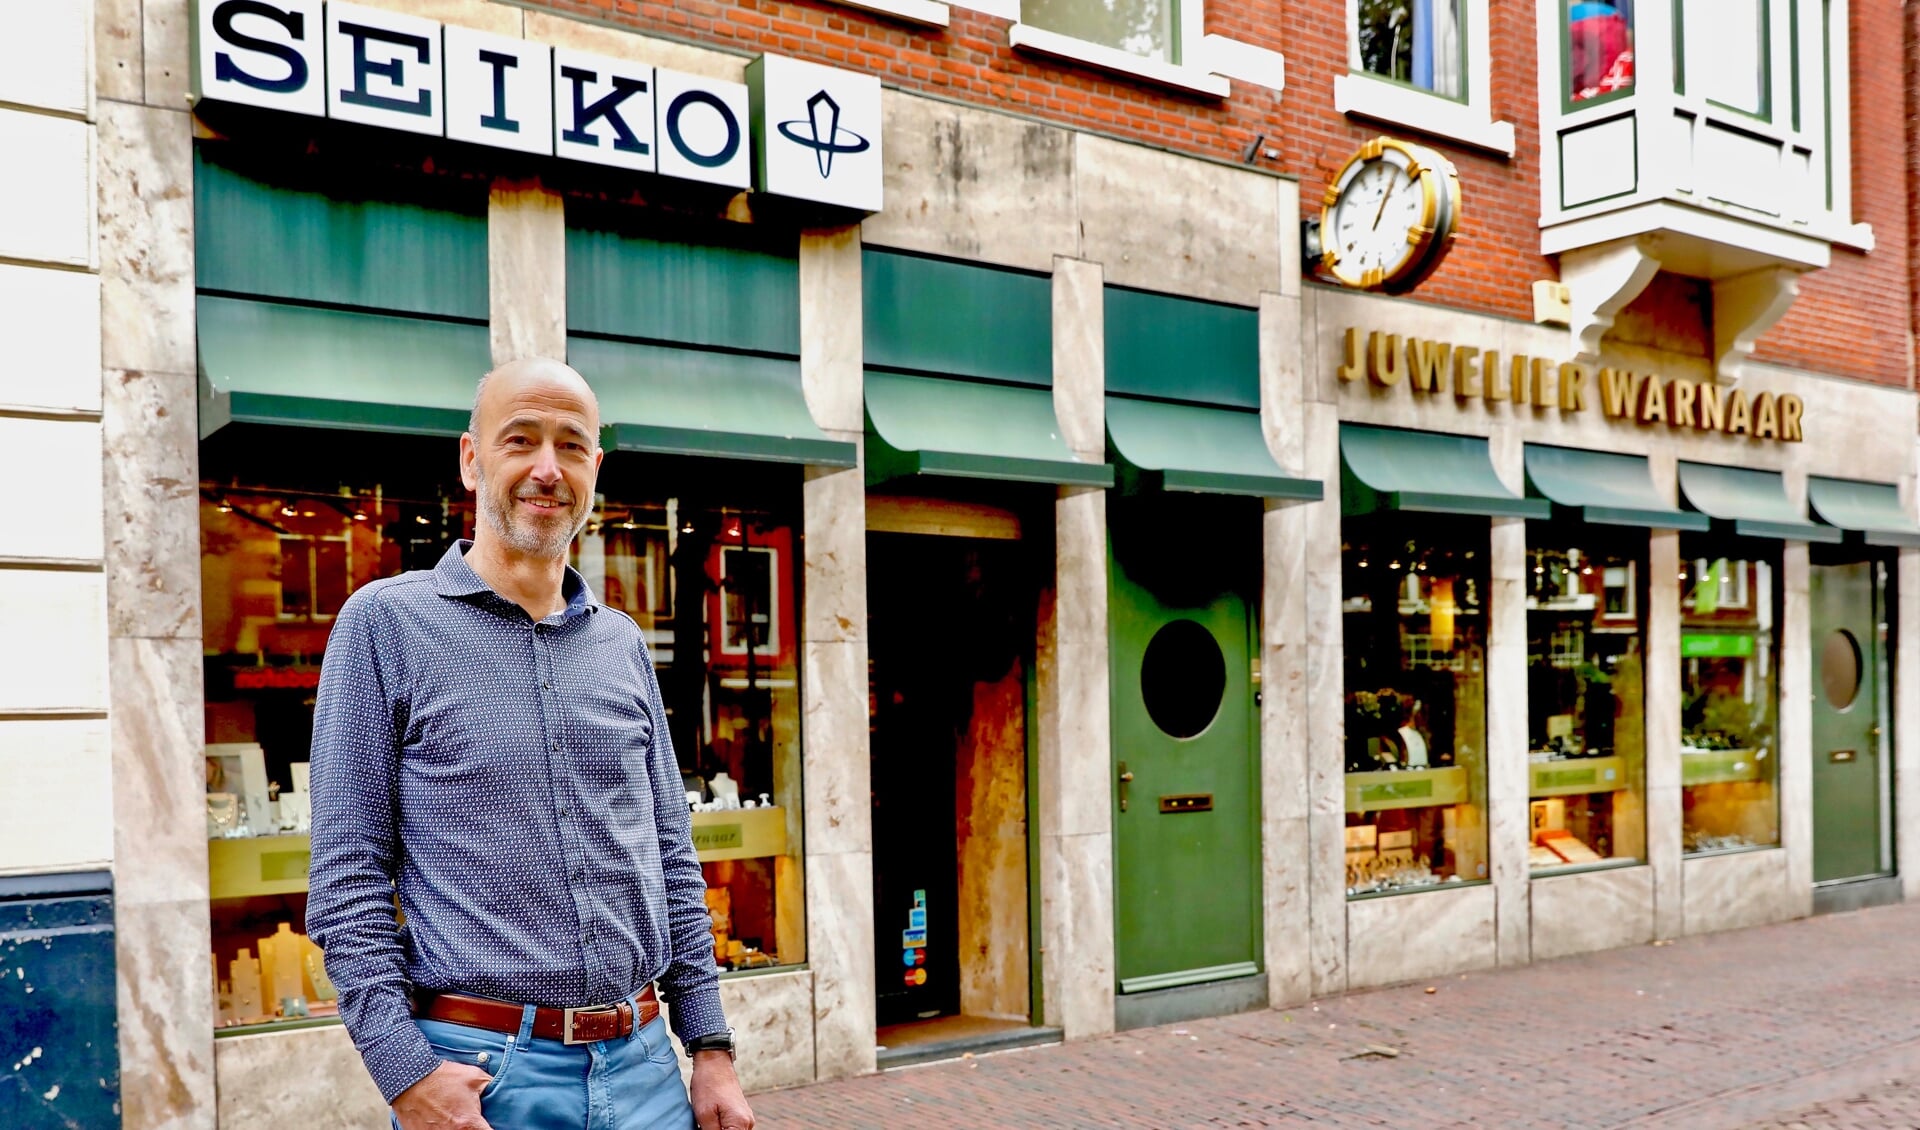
left=751, top=901, right=1920, bottom=1129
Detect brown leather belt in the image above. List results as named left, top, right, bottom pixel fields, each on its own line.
left=414, top=986, right=659, bottom=1045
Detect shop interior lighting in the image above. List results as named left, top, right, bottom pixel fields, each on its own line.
left=281, top=506, right=297, bottom=517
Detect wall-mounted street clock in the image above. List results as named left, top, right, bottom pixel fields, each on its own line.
left=1319, top=136, right=1461, bottom=294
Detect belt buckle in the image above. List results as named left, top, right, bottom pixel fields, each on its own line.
left=561, top=1006, right=594, bottom=1046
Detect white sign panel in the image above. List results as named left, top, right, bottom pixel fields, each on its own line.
left=653, top=68, right=751, bottom=190
left=325, top=2, right=443, bottom=136
left=443, top=26, right=553, bottom=156
left=552, top=48, right=655, bottom=173
left=747, top=54, right=882, bottom=212
left=194, top=0, right=325, bottom=116
left=191, top=0, right=885, bottom=212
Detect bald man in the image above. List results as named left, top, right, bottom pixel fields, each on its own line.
left=308, top=360, right=755, bottom=1130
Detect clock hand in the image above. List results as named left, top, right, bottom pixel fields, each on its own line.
left=1372, top=173, right=1398, bottom=230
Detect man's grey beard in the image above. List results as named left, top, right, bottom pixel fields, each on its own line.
left=474, top=464, right=590, bottom=559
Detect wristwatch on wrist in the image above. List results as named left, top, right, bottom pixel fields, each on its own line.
left=684, top=1027, right=736, bottom=1062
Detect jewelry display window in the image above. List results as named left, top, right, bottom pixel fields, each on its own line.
left=1679, top=539, right=1781, bottom=854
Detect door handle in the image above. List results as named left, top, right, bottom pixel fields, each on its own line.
left=1118, top=762, right=1134, bottom=813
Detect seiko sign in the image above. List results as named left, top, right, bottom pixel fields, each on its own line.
left=190, top=0, right=883, bottom=212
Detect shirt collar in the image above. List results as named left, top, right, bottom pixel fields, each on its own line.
left=433, top=540, right=600, bottom=619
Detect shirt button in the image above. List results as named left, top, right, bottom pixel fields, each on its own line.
left=558, top=805, right=569, bottom=818
left=551, top=739, right=562, bottom=751
left=574, top=868, right=585, bottom=881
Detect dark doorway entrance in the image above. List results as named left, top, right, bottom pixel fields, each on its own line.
left=869, top=529, right=1037, bottom=1030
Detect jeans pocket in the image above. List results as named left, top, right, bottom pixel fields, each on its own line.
left=417, top=1019, right=517, bottom=1099
left=637, top=1017, right=680, bottom=1068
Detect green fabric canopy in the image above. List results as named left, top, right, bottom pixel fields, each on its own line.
left=1106, top=398, right=1321, bottom=499
left=568, top=336, right=855, bottom=467
left=198, top=296, right=488, bottom=439
left=1524, top=445, right=1708, bottom=530
left=1677, top=462, right=1842, bottom=542
left=1808, top=476, right=1920, bottom=547
left=864, top=370, right=1112, bottom=487
left=1340, top=424, right=1548, bottom=518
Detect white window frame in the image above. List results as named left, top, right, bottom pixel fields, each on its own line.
left=1008, top=0, right=1230, bottom=98
left=1334, top=0, right=1515, bottom=156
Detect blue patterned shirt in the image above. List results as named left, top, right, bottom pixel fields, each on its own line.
left=306, top=541, right=725, bottom=1103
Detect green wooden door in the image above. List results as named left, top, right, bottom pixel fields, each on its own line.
left=1810, top=560, right=1887, bottom=883
left=1108, top=499, right=1261, bottom=993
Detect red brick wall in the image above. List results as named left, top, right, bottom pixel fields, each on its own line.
left=529, top=0, right=1908, bottom=387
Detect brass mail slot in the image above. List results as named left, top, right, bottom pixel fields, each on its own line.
left=1829, top=749, right=1857, bottom=763
left=1159, top=794, right=1213, bottom=814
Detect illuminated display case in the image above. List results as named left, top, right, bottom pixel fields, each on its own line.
left=1679, top=542, right=1781, bottom=853
left=1523, top=535, right=1647, bottom=871
left=1341, top=517, right=1489, bottom=897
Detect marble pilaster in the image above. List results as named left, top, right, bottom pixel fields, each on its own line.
left=98, top=100, right=194, bottom=376
left=110, top=636, right=210, bottom=908
left=1051, top=257, right=1104, bottom=461
left=96, top=0, right=143, bottom=103
left=1779, top=542, right=1814, bottom=917
left=116, top=898, right=217, bottom=1130
left=1302, top=398, right=1347, bottom=997
left=488, top=179, right=566, bottom=365
left=799, top=639, right=872, bottom=857
left=1646, top=530, right=1684, bottom=939
left=1898, top=548, right=1920, bottom=901
left=102, top=367, right=201, bottom=640
left=142, top=0, right=189, bottom=109
left=214, top=1026, right=386, bottom=1130
left=1038, top=830, right=1117, bottom=1037
left=671, top=969, right=817, bottom=1094
left=804, top=849, right=877, bottom=1079
left=799, top=227, right=865, bottom=435
left=1682, top=848, right=1794, bottom=934
left=1487, top=513, right=1530, bottom=967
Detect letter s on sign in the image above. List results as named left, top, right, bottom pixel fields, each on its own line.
left=213, top=0, right=310, bottom=94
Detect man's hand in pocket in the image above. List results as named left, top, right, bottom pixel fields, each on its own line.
left=393, top=1061, right=494, bottom=1130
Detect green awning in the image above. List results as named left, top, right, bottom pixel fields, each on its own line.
left=1677, top=462, right=1842, bottom=542
left=1524, top=445, right=1708, bottom=531
left=1808, top=476, right=1920, bottom=547
left=865, top=370, right=1113, bottom=488
left=1340, top=424, right=1548, bottom=518
left=198, top=295, right=488, bottom=439
left=568, top=336, right=856, bottom=467
left=1106, top=397, right=1321, bottom=499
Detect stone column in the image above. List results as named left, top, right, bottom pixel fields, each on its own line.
left=1036, top=256, right=1116, bottom=1039
left=1645, top=529, right=1685, bottom=940
left=1486, top=427, right=1531, bottom=966
left=1258, top=284, right=1312, bottom=1008
left=97, top=0, right=218, bottom=1122
left=488, top=179, right=568, bottom=365
left=1779, top=541, right=1814, bottom=917
left=796, top=226, right=877, bottom=1079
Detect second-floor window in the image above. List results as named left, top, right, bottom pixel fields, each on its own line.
left=1569, top=1, right=1635, bottom=104
left=1358, top=0, right=1465, bottom=100
left=1024, top=0, right=1184, bottom=63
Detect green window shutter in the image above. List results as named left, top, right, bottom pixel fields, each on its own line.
left=862, top=249, right=1052, bottom=386
left=193, top=144, right=487, bottom=320
left=566, top=222, right=801, bottom=356
left=1103, top=287, right=1259, bottom=409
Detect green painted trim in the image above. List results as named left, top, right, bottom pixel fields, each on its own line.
left=1118, top=961, right=1261, bottom=996
left=1672, top=0, right=1685, bottom=95
left=1558, top=115, right=1640, bottom=211
left=1525, top=444, right=1706, bottom=530
left=1734, top=518, right=1845, bottom=543
left=1342, top=424, right=1548, bottom=519
left=1806, top=477, right=1920, bottom=548
left=1823, top=0, right=1834, bottom=209
left=1107, top=397, right=1321, bottom=500
left=865, top=370, right=1112, bottom=487
left=224, top=393, right=468, bottom=437
left=1789, top=0, right=1801, bottom=131
left=605, top=423, right=856, bottom=467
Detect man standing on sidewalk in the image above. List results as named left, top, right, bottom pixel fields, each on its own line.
left=307, top=358, right=755, bottom=1130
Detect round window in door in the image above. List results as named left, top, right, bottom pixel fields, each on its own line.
left=1821, top=629, right=1863, bottom=711
left=1140, top=619, right=1227, bottom=739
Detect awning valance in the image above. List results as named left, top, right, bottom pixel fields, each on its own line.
left=1524, top=445, right=1708, bottom=531
left=1677, top=462, right=1842, bottom=542
left=1106, top=398, right=1320, bottom=500
left=198, top=296, right=487, bottom=439
left=864, top=370, right=1112, bottom=488
left=567, top=336, right=855, bottom=467
left=1340, top=425, right=1547, bottom=518
left=1808, top=476, right=1920, bottom=547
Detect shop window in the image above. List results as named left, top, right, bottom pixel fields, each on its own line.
left=1525, top=536, right=1647, bottom=871
left=1141, top=618, right=1227, bottom=740
left=1679, top=543, right=1781, bottom=854
left=201, top=437, right=807, bottom=1036
left=1567, top=0, right=1635, bottom=105
left=1358, top=0, right=1465, bottom=99
left=1341, top=519, right=1490, bottom=897
left=1021, top=0, right=1186, bottom=64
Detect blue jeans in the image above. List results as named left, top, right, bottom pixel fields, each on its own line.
left=397, top=994, right=695, bottom=1130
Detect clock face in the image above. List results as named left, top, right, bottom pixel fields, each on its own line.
left=1320, top=137, right=1461, bottom=293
